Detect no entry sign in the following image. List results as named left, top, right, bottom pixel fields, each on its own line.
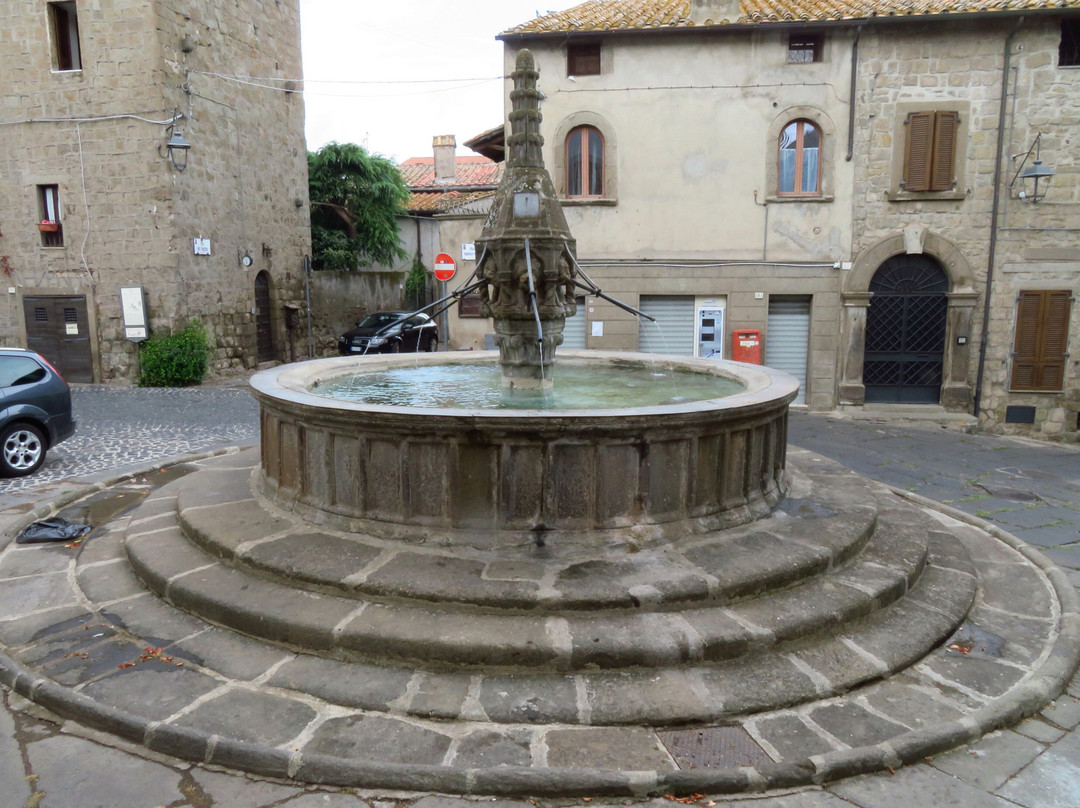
left=433, top=253, right=456, bottom=282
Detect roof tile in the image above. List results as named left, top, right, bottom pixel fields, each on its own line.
left=501, top=0, right=1077, bottom=35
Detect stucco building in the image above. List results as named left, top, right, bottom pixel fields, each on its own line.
left=0, top=0, right=310, bottom=382
left=494, top=0, right=1080, bottom=437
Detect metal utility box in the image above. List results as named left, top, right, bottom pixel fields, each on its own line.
left=732, top=329, right=762, bottom=364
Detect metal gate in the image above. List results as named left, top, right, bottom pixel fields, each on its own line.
left=863, top=255, right=948, bottom=404
left=254, top=272, right=274, bottom=363
left=22, top=295, right=93, bottom=382
left=638, top=295, right=695, bottom=355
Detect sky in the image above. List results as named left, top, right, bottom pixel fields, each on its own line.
left=299, top=1, right=581, bottom=164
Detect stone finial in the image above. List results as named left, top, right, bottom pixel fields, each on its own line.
left=507, top=49, right=545, bottom=169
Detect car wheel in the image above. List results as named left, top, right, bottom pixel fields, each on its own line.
left=424, top=335, right=438, bottom=352
left=0, top=423, right=46, bottom=477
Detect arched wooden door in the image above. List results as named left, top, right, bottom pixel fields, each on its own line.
left=254, top=271, right=274, bottom=363
left=863, top=255, right=949, bottom=403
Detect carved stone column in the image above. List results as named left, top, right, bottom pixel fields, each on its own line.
left=941, top=292, right=979, bottom=409
left=838, top=292, right=873, bottom=406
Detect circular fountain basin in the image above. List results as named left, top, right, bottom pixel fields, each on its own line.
left=251, top=351, right=799, bottom=549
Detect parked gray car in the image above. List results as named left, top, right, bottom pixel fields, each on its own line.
left=0, top=348, right=76, bottom=476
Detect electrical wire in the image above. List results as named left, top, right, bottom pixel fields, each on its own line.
left=577, top=260, right=838, bottom=269
left=75, top=122, right=94, bottom=280
left=0, top=112, right=181, bottom=126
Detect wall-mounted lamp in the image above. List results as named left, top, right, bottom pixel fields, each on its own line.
left=163, top=112, right=191, bottom=172
left=1010, top=133, right=1054, bottom=203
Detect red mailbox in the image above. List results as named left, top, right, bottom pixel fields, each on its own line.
left=732, top=329, right=762, bottom=364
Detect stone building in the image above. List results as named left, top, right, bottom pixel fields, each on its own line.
left=496, top=0, right=1080, bottom=437
left=0, top=0, right=310, bottom=382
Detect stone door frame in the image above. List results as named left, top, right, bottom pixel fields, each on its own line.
left=839, top=227, right=979, bottom=409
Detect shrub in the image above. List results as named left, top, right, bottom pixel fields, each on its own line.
left=137, top=320, right=211, bottom=387
left=405, top=255, right=429, bottom=310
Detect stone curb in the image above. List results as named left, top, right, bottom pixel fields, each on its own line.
left=0, top=459, right=1077, bottom=797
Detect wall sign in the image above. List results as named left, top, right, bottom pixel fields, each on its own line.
left=193, top=237, right=211, bottom=256
left=120, top=286, right=149, bottom=342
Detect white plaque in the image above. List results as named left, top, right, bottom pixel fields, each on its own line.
left=513, top=192, right=540, bottom=218
left=65, top=323, right=79, bottom=335
left=591, top=321, right=604, bottom=337
left=193, top=237, right=211, bottom=256
left=461, top=242, right=476, bottom=261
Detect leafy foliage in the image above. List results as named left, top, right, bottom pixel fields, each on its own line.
left=404, top=255, right=429, bottom=310
left=308, top=142, right=410, bottom=270
left=137, top=320, right=210, bottom=387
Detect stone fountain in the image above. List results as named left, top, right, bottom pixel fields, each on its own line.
left=1, top=48, right=1075, bottom=802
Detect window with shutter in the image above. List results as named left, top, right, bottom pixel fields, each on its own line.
left=1010, top=290, right=1072, bottom=392
left=902, top=111, right=959, bottom=192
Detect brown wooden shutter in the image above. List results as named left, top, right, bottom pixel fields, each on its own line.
left=929, top=111, right=959, bottom=191
left=1011, top=290, right=1072, bottom=391
left=903, top=112, right=933, bottom=191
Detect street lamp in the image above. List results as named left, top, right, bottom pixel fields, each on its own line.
left=163, top=112, right=191, bottom=172
left=1011, top=133, right=1054, bottom=203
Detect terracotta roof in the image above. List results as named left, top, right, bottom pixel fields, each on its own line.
left=398, top=157, right=500, bottom=189
left=501, top=0, right=1078, bottom=36
left=405, top=190, right=496, bottom=214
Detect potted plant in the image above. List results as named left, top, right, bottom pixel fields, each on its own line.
left=38, top=220, right=59, bottom=232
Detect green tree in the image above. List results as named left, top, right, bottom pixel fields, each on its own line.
left=308, top=142, right=410, bottom=270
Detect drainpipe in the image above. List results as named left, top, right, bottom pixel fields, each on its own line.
left=973, top=17, right=1024, bottom=421
left=846, top=26, right=862, bottom=162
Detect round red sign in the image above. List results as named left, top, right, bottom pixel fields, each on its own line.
left=433, top=253, right=456, bottom=282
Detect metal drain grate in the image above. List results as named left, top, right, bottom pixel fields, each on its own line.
left=658, top=725, right=772, bottom=769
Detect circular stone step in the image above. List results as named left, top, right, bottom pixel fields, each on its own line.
left=173, top=453, right=883, bottom=611
left=0, top=451, right=1075, bottom=798
left=120, top=451, right=974, bottom=691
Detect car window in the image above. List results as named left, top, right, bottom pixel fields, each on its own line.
left=406, top=315, right=428, bottom=327
left=358, top=313, right=402, bottom=329
left=0, top=356, right=47, bottom=387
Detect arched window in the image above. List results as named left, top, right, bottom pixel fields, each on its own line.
left=566, top=125, right=604, bottom=197
left=778, top=120, right=821, bottom=196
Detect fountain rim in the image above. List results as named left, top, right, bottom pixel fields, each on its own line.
left=250, top=350, right=800, bottom=420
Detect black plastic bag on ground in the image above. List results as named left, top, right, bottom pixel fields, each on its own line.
left=16, top=518, right=93, bottom=544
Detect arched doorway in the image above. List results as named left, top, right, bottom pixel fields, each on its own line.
left=254, top=271, right=274, bottom=364
left=863, top=255, right=949, bottom=403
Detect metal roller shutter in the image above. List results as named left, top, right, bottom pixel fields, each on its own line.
left=766, top=296, right=810, bottom=405
left=638, top=295, right=695, bottom=355
left=561, top=297, right=587, bottom=350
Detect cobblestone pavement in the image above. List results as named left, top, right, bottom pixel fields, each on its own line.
left=0, top=384, right=1077, bottom=808
left=0, top=382, right=260, bottom=495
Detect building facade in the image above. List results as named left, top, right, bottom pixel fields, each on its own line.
left=498, top=0, right=1080, bottom=437
left=0, top=0, right=310, bottom=382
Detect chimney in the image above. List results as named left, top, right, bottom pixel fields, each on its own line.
left=689, top=0, right=740, bottom=25
left=433, top=135, right=456, bottom=185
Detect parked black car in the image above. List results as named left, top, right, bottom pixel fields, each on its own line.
left=338, top=311, right=439, bottom=355
left=0, top=348, right=76, bottom=477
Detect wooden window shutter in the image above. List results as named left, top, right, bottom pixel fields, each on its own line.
left=929, top=111, right=959, bottom=191
left=1011, top=290, right=1072, bottom=391
left=903, top=112, right=933, bottom=191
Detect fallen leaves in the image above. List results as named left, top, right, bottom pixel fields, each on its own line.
left=117, top=646, right=185, bottom=669
left=662, top=795, right=713, bottom=805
